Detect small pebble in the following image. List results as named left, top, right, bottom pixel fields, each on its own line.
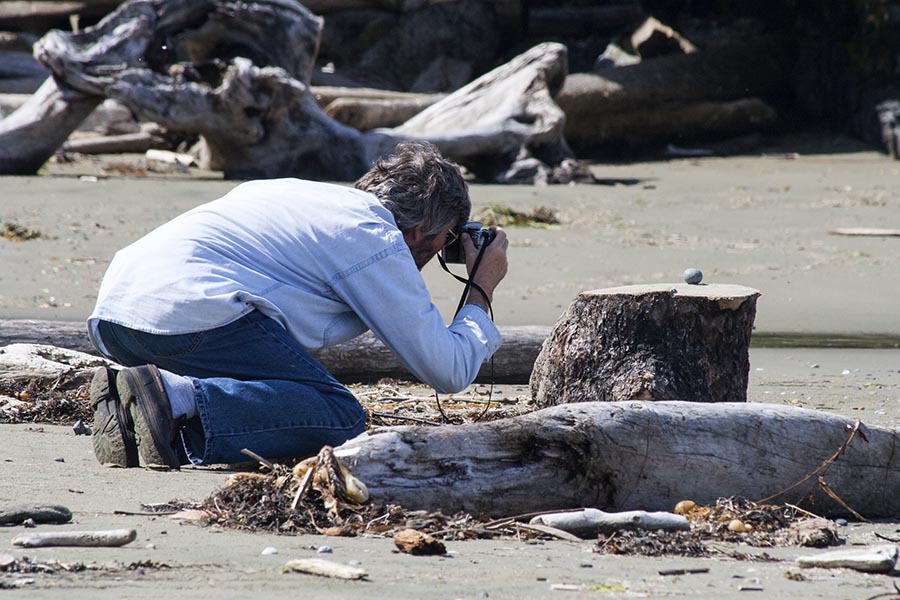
left=835, top=518, right=848, bottom=526
left=53, top=457, right=65, bottom=463
left=316, top=546, right=333, bottom=554
left=261, top=546, right=278, bottom=555
left=145, top=543, right=156, bottom=549
left=348, top=560, right=362, bottom=566
left=683, top=268, right=703, bottom=284
left=72, top=420, right=92, bottom=436
left=21, top=518, right=35, bottom=528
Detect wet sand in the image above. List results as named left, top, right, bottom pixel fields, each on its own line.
left=2, top=144, right=900, bottom=597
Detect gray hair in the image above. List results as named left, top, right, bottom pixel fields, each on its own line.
left=355, top=141, right=470, bottom=236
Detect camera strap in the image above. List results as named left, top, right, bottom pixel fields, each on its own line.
left=436, top=242, right=493, bottom=319
left=435, top=241, right=494, bottom=423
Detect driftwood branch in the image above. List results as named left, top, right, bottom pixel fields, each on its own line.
left=11, top=528, right=137, bottom=548
left=336, top=401, right=900, bottom=518
left=530, top=508, right=690, bottom=539
left=0, top=321, right=550, bottom=384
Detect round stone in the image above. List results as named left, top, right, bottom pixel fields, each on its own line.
left=683, top=268, right=703, bottom=284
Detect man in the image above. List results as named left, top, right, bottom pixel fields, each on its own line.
left=88, top=141, right=508, bottom=469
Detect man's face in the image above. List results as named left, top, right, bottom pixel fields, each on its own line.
left=404, top=223, right=458, bottom=271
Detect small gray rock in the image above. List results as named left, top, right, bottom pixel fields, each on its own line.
left=835, top=518, right=848, bottom=526
left=683, top=268, right=703, bottom=284
left=261, top=546, right=278, bottom=555
left=316, top=546, right=333, bottom=554
left=72, top=420, right=92, bottom=436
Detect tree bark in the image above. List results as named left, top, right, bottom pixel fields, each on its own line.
left=0, top=321, right=550, bottom=384
left=530, top=284, right=760, bottom=408
left=336, top=401, right=900, bottom=518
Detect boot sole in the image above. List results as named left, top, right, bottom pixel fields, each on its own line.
left=118, top=366, right=181, bottom=470
left=90, top=366, right=139, bottom=467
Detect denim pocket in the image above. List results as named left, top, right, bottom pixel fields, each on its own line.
left=130, top=329, right=205, bottom=358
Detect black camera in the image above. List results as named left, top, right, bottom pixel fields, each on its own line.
left=441, top=221, right=495, bottom=264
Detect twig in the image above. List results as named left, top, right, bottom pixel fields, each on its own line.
left=784, top=503, right=824, bottom=520
left=818, top=476, right=869, bottom=522
left=756, top=420, right=862, bottom=504
left=482, top=507, right=586, bottom=529
left=874, top=532, right=900, bottom=543
left=370, top=411, right=442, bottom=426
left=240, top=448, right=275, bottom=471
left=291, top=464, right=315, bottom=511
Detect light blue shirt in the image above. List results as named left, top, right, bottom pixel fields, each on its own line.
left=88, top=178, right=501, bottom=393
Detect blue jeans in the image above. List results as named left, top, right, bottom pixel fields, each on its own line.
left=93, top=311, right=367, bottom=465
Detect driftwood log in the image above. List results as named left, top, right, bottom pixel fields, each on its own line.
left=0, top=321, right=550, bottom=384
left=530, top=284, right=760, bottom=408
left=0, top=0, right=583, bottom=183
left=556, top=36, right=790, bottom=153
left=336, top=401, right=900, bottom=518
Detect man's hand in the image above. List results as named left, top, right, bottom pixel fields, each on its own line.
left=462, top=226, right=508, bottom=312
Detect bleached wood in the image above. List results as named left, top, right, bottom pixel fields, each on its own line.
left=530, top=508, right=690, bottom=539
left=336, top=401, right=900, bottom=518
left=12, top=528, right=137, bottom=548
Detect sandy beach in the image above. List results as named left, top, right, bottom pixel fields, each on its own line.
left=2, top=140, right=900, bottom=597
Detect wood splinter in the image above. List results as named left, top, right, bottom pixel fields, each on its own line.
left=11, top=528, right=137, bottom=548
left=530, top=508, right=691, bottom=539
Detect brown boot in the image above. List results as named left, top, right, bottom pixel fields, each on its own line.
left=116, top=365, right=183, bottom=469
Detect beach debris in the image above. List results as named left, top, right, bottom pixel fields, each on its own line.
left=292, top=446, right=370, bottom=517
left=169, top=509, right=212, bottom=524
left=683, top=267, right=703, bottom=284
left=728, top=519, right=753, bottom=533
left=0, top=504, right=71, bottom=525
left=72, top=419, right=91, bottom=435
left=674, top=500, right=696, bottom=515
left=282, top=558, right=368, bottom=580
left=0, top=553, right=16, bottom=568
left=797, top=544, right=899, bottom=573
left=827, top=227, right=900, bottom=237
left=658, top=567, right=709, bottom=576
left=11, top=528, right=137, bottom=548
left=789, top=518, right=839, bottom=548
left=261, top=546, right=278, bottom=556
left=1, top=222, right=45, bottom=241
left=316, top=546, right=333, bottom=554
left=394, top=529, right=446, bottom=555
left=530, top=508, right=690, bottom=539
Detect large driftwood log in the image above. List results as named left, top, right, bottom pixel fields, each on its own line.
left=530, top=284, right=760, bottom=408
left=0, top=321, right=550, bottom=384
left=556, top=37, right=790, bottom=152
left=336, top=401, right=900, bottom=518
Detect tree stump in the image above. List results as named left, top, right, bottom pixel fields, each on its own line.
left=530, top=284, right=760, bottom=408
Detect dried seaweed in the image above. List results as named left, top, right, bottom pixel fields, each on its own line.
left=0, top=377, right=92, bottom=425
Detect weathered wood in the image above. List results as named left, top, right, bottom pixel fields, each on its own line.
left=324, top=96, right=440, bottom=131
left=530, top=284, right=760, bottom=408
left=564, top=98, right=777, bottom=152
left=312, top=86, right=443, bottom=107
left=12, top=528, right=137, bottom=548
left=336, top=401, right=900, bottom=518
left=797, top=545, right=899, bottom=573
left=0, top=321, right=551, bottom=384
left=63, top=131, right=162, bottom=154
left=530, top=508, right=690, bottom=539
left=2, top=0, right=579, bottom=182
left=557, top=36, right=790, bottom=152
left=0, top=77, right=100, bottom=174
left=630, top=16, right=697, bottom=59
